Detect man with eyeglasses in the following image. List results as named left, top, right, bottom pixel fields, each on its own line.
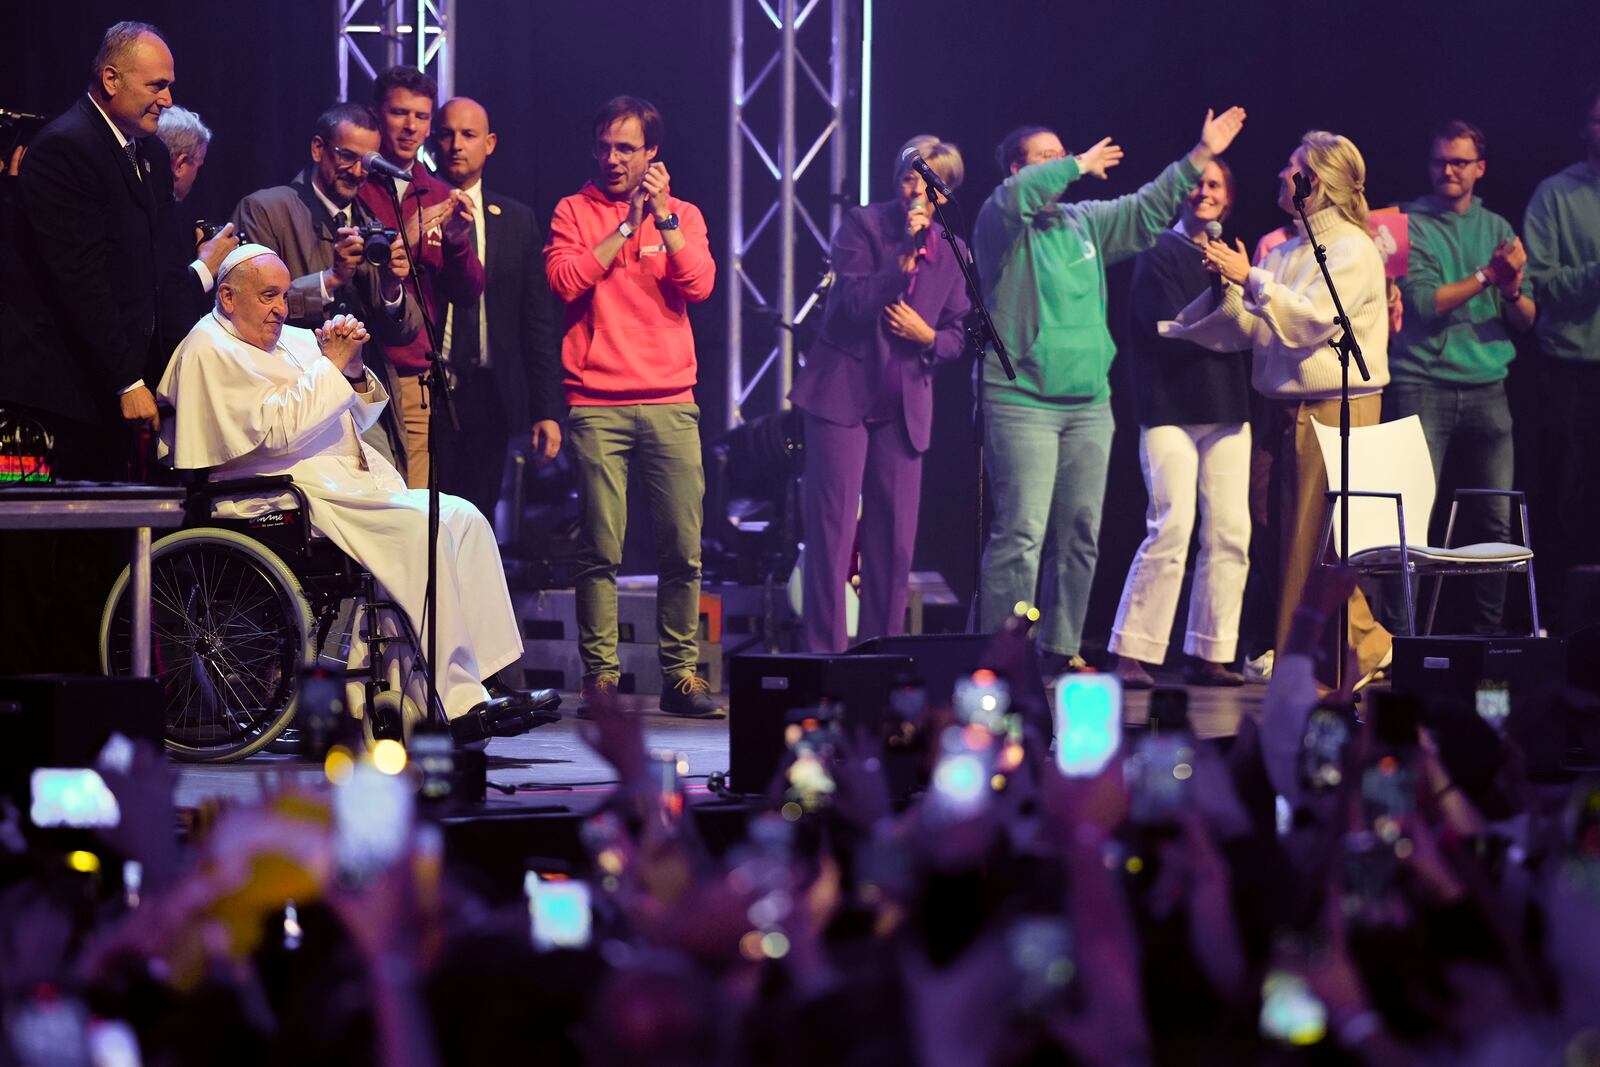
left=231, top=101, right=421, bottom=471
left=544, top=95, right=721, bottom=718
left=1383, top=120, right=1534, bottom=635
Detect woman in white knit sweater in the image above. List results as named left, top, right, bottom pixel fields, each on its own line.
left=1161, top=130, right=1391, bottom=688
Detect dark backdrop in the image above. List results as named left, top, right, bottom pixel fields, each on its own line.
left=7, top=0, right=1597, bottom=646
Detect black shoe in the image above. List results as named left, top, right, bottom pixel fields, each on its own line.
left=659, top=673, right=725, bottom=719
left=1113, top=656, right=1156, bottom=690
left=484, top=678, right=562, bottom=713
left=449, top=693, right=562, bottom=744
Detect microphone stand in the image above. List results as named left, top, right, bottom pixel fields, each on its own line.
left=922, top=189, right=1015, bottom=625
left=1290, top=179, right=1370, bottom=693
left=378, top=172, right=459, bottom=729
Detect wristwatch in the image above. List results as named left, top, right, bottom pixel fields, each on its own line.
left=1473, top=268, right=1490, bottom=288
left=617, top=219, right=637, bottom=240
left=655, top=212, right=680, bottom=231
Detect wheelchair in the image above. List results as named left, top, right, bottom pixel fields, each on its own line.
left=99, top=474, right=429, bottom=762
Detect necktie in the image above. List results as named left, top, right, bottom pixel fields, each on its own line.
left=334, top=209, right=349, bottom=232
left=123, top=141, right=141, bottom=179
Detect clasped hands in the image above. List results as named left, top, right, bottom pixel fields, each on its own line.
left=316, top=313, right=371, bottom=376
left=626, top=161, right=675, bottom=229
left=1481, top=237, right=1526, bottom=299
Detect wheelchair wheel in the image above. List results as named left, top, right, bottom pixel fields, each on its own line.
left=100, top=527, right=315, bottom=763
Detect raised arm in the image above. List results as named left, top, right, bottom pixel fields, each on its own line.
left=1080, top=107, right=1245, bottom=264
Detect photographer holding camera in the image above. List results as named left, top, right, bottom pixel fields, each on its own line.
left=229, top=101, right=421, bottom=472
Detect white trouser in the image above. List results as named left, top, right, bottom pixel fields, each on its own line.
left=1109, top=422, right=1251, bottom=665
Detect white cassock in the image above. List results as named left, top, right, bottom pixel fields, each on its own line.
left=157, top=311, right=522, bottom=720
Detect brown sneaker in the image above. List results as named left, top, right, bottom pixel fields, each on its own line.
left=659, top=672, right=725, bottom=719
left=576, top=671, right=620, bottom=719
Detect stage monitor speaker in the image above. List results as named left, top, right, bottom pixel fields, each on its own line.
left=728, top=652, right=913, bottom=794
left=1391, top=636, right=1568, bottom=777
left=1569, top=624, right=1600, bottom=697
left=0, top=674, right=164, bottom=802
left=848, top=632, right=1050, bottom=725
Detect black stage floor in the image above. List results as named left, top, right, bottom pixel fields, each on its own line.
left=171, top=677, right=1267, bottom=818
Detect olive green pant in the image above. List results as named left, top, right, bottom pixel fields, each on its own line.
left=567, top=402, right=704, bottom=679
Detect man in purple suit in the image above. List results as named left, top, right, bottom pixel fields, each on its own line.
left=789, top=136, right=973, bottom=652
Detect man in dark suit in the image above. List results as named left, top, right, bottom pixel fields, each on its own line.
left=0, top=21, right=174, bottom=675
left=231, top=102, right=423, bottom=472
left=0, top=20, right=175, bottom=479
left=431, top=96, right=564, bottom=522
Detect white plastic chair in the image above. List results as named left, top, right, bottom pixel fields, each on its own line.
left=1311, top=415, right=1538, bottom=636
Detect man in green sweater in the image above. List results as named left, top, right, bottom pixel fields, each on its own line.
left=1385, top=120, right=1535, bottom=635
left=1526, top=85, right=1600, bottom=605
left=973, top=106, right=1246, bottom=672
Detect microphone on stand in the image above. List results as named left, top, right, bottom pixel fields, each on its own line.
left=1205, top=220, right=1224, bottom=305
left=1292, top=170, right=1313, bottom=207
left=361, top=151, right=411, bottom=182
left=900, top=146, right=954, bottom=201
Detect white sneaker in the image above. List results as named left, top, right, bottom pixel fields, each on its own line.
left=1352, top=646, right=1394, bottom=693
left=1243, top=650, right=1274, bottom=684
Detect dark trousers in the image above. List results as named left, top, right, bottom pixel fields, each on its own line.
left=1379, top=379, right=1515, bottom=634
left=434, top=364, right=511, bottom=525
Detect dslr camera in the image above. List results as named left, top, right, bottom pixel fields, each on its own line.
left=194, top=219, right=242, bottom=243
left=354, top=222, right=399, bottom=266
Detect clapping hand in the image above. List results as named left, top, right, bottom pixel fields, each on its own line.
left=1074, top=137, right=1125, bottom=180
left=1486, top=237, right=1526, bottom=298
left=1202, top=236, right=1252, bottom=286
left=641, top=161, right=672, bottom=222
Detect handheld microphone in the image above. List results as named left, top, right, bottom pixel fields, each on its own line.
left=1292, top=170, right=1313, bottom=206
left=900, top=146, right=954, bottom=201
left=1205, top=220, right=1224, bottom=303
left=361, top=151, right=411, bottom=182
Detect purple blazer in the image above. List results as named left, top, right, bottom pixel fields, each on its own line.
left=789, top=201, right=972, bottom=454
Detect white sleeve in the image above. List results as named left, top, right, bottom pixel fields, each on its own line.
left=1243, top=235, right=1374, bottom=350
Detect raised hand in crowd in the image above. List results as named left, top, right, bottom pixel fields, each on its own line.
left=1074, top=135, right=1124, bottom=180
left=1192, top=104, right=1248, bottom=165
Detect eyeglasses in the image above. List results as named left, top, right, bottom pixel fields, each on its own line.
left=593, top=141, right=644, bottom=161
left=328, top=145, right=365, bottom=168
left=1429, top=157, right=1482, bottom=171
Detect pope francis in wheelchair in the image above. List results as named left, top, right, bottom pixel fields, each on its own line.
left=113, top=244, right=558, bottom=758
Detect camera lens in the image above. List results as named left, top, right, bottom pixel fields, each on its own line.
left=362, top=232, right=392, bottom=266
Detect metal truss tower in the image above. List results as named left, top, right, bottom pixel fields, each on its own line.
left=336, top=0, right=458, bottom=104
left=727, top=0, right=868, bottom=430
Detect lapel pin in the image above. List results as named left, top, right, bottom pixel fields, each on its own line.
left=488, top=203, right=502, bottom=216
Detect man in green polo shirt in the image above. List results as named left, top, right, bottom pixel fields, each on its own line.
left=1385, top=120, right=1535, bottom=634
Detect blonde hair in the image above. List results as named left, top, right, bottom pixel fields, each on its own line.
left=1300, top=130, right=1369, bottom=229
left=894, top=134, right=964, bottom=195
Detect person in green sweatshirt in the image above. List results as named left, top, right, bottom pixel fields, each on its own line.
left=972, top=106, right=1246, bottom=672
left=1385, top=120, right=1535, bottom=635
left=1525, top=85, right=1600, bottom=594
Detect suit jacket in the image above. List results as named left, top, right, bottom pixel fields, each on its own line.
left=788, top=200, right=972, bottom=454
left=231, top=170, right=422, bottom=469
left=477, top=188, right=563, bottom=432
left=0, top=95, right=173, bottom=426
left=153, top=213, right=214, bottom=386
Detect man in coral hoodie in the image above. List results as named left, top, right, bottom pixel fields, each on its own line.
left=545, top=96, right=720, bottom=717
